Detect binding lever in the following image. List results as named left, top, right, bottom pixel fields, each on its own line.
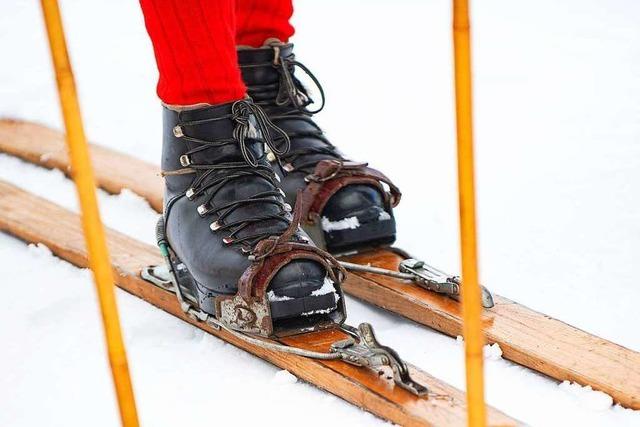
left=332, top=323, right=429, bottom=396
left=399, top=259, right=494, bottom=308
left=339, top=258, right=495, bottom=308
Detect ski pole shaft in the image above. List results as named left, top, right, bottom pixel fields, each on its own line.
left=39, top=1, right=140, bottom=426
left=452, top=0, right=487, bottom=426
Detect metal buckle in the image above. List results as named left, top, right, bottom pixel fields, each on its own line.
left=332, top=323, right=428, bottom=396
left=399, top=259, right=494, bottom=308
left=283, top=163, right=294, bottom=172
left=141, top=263, right=220, bottom=330
left=338, top=257, right=495, bottom=309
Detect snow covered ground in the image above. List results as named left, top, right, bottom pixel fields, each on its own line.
left=1, top=0, right=640, bottom=425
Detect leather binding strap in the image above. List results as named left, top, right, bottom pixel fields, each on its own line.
left=299, top=160, right=402, bottom=225
left=215, top=196, right=347, bottom=336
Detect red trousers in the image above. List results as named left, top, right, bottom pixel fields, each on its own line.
left=139, top=0, right=294, bottom=106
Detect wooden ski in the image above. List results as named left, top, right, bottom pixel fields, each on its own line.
left=0, top=179, right=518, bottom=426
left=1, top=118, right=639, bottom=410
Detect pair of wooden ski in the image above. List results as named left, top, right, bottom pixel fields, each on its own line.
left=1, top=119, right=638, bottom=424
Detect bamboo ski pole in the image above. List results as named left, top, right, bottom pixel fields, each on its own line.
left=452, top=0, right=487, bottom=426
left=39, top=1, right=140, bottom=425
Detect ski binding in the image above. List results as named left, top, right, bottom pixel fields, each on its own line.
left=333, top=323, right=429, bottom=396
left=141, top=263, right=430, bottom=397
left=339, top=258, right=495, bottom=308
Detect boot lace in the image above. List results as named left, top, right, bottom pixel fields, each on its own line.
left=165, top=100, right=300, bottom=252
left=240, top=46, right=346, bottom=175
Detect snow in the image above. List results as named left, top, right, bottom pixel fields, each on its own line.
left=301, top=307, right=336, bottom=316
left=559, top=381, right=615, bottom=411
left=267, top=290, right=293, bottom=302
left=378, top=211, right=391, bottom=221
left=1, top=0, right=640, bottom=426
left=320, top=211, right=391, bottom=232
left=272, top=370, right=299, bottom=385
left=268, top=276, right=336, bottom=303
left=321, top=215, right=360, bottom=231
left=311, top=276, right=337, bottom=296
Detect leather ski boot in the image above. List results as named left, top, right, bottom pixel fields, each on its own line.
left=160, top=100, right=346, bottom=335
left=238, top=42, right=401, bottom=254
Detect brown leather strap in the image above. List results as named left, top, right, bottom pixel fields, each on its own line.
left=236, top=194, right=346, bottom=300
left=299, top=159, right=402, bottom=224
left=236, top=241, right=344, bottom=300
left=213, top=181, right=348, bottom=336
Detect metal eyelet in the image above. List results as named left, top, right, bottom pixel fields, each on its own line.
left=266, top=151, right=276, bottom=162
left=185, top=188, right=195, bottom=199
left=210, top=221, right=222, bottom=231
left=283, top=203, right=292, bottom=212
left=179, top=155, right=191, bottom=167
left=283, top=163, right=294, bottom=172
left=197, top=204, right=209, bottom=216
left=223, top=237, right=234, bottom=245
left=173, top=125, right=184, bottom=138
left=278, top=188, right=286, bottom=197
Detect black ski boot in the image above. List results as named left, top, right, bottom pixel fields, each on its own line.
left=160, top=100, right=345, bottom=336
left=238, top=42, right=401, bottom=254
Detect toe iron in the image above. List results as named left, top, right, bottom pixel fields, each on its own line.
left=340, top=258, right=495, bottom=308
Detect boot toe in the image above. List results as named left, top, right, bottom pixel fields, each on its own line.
left=322, top=184, right=386, bottom=222
left=320, top=185, right=396, bottom=252
left=268, top=259, right=338, bottom=320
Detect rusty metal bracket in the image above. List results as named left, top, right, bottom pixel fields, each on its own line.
left=332, top=323, right=429, bottom=396
left=339, top=257, right=495, bottom=308
left=399, top=259, right=494, bottom=308
left=142, top=264, right=430, bottom=397
left=141, top=263, right=221, bottom=330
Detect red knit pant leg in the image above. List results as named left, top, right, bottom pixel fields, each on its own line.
left=139, top=0, right=246, bottom=105
left=236, top=0, right=295, bottom=47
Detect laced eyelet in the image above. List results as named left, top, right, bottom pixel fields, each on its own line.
left=185, top=188, right=195, bottom=199
left=173, top=125, right=184, bottom=138
left=179, top=154, right=191, bottom=166
left=266, top=151, right=276, bottom=162
left=278, top=188, right=286, bottom=197
left=210, top=220, right=222, bottom=231
left=283, top=203, right=292, bottom=212
left=223, top=237, right=234, bottom=245
left=283, top=163, right=294, bottom=172
left=197, top=204, right=209, bottom=216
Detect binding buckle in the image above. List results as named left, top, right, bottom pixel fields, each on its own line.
left=332, top=323, right=429, bottom=396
